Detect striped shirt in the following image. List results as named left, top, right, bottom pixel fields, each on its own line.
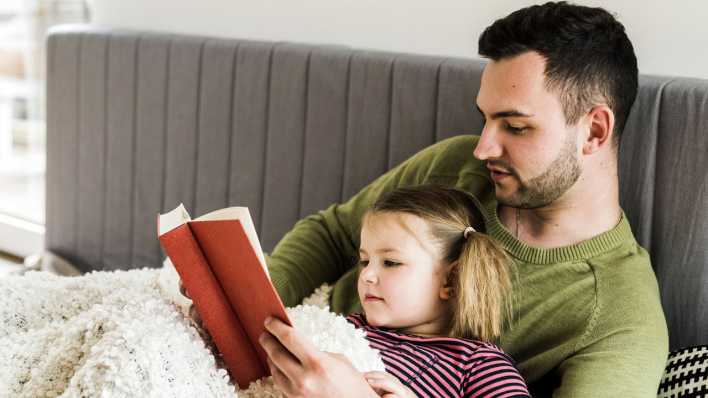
left=347, top=313, right=530, bottom=398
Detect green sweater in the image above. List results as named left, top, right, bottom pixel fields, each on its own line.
left=267, top=135, right=668, bottom=397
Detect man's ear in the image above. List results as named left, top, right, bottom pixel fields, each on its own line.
left=440, top=262, right=458, bottom=300
left=583, top=104, right=615, bottom=155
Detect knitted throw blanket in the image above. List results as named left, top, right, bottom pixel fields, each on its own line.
left=0, top=266, right=383, bottom=397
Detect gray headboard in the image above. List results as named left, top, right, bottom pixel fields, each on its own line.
left=45, top=25, right=707, bottom=350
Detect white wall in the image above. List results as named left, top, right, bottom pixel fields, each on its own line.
left=89, top=0, right=708, bottom=79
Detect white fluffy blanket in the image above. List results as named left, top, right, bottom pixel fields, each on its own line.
left=0, top=266, right=383, bottom=397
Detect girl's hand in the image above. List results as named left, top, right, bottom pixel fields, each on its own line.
left=364, top=371, right=417, bottom=398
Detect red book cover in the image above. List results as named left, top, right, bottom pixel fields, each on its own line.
left=157, top=205, right=291, bottom=389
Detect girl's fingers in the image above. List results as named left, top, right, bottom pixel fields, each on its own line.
left=365, top=374, right=404, bottom=395
left=364, top=371, right=390, bottom=379
left=364, top=372, right=415, bottom=398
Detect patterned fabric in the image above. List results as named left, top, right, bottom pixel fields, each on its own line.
left=658, top=345, right=708, bottom=398
left=347, top=313, right=530, bottom=398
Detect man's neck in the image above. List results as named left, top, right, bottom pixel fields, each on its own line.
left=498, top=178, right=622, bottom=249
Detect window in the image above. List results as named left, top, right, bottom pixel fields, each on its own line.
left=0, top=0, right=89, bottom=257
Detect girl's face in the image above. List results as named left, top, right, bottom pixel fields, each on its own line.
left=357, top=211, right=453, bottom=336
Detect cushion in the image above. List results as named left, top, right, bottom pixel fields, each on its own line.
left=658, top=345, right=708, bottom=397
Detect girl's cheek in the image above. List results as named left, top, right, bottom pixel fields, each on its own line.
left=356, top=276, right=366, bottom=294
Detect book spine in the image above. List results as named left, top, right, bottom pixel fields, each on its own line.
left=159, top=224, right=267, bottom=389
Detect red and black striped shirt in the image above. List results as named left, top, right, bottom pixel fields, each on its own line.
left=347, top=313, right=530, bottom=398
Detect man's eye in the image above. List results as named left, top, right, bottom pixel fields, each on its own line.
left=383, top=260, right=401, bottom=267
left=504, top=123, right=525, bottom=134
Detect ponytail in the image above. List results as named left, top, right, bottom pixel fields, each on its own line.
left=449, top=231, right=513, bottom=342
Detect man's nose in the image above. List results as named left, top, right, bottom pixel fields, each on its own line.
left=473, top=124, right=503, bottom=160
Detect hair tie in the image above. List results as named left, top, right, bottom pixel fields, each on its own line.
left=463, top=226, right=476, bottom=239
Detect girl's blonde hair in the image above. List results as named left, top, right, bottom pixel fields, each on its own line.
left=367, top=185, right=514, bottom=341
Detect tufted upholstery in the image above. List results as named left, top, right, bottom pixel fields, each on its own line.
left=45, top=26, right=707, bottom=351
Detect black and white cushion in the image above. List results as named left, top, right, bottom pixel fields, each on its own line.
left=658, top=345, right=708, bottom=397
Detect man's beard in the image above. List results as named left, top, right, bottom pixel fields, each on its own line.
left=496, top=132, right=582, bottom=209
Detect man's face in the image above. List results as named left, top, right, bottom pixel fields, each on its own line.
left=474, top=51, right=583, bottom=209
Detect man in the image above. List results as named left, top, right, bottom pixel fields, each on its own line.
left=254, top=2, right=669, bottom=396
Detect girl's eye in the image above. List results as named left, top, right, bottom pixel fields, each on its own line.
left=358, top=260, right=369, bottom=267
left=383, top=260, right=401, bottom=267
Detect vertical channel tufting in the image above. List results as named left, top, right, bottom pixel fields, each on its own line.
left=436, top=58, right=486, bottom=141
left=127, top=35, right=141, bottom=269
left=47, top=32, right=80, bottom=265
left=262, top=46, right=275, bottom=237
left=619, top=76, right=672, bottom=254
left=299, top=47, right=351, bottom=217
left=194, top=39, right=238, bottom=216
left=338, top=54, right=353, bottom=202
left=103, top=33, right=138, bottom=269
left=162, top=38, right=204, bottom=217
left=649, top=78, right=676, bottom=263
left=191, top=43, right=205, bottom=218
left=76, top=32, right=108, bottom=269
left=223, top=43, right=239, bottom=208
left=100, top=33, right=109, bottom=269
left=341, top=51, right=396, bottom=199
left=388, top=54, right=445, bottom=168
left=260, top=46, right=276, bottom=236
left=296, top=51, right=311, bottom=221
left=45, top=32, right=56, bottom=253
left=260, top=44, right=310, bottom=251
left=157, top=38, right=172, bottom=263
left=651, top=78, right=708, bottom=350
left=42, top=29, right=708, bottom=354
left=131, top=34, right=171, bottom=268
left=385, top=58, right=395, bottom=172
left=431, top=60, right=441, bottom=144
left=73, top=35, right=82, bottom=259
left=229, top=42, right=274, bottom=236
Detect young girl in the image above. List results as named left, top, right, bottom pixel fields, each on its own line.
left=349, top=185, right=530, bottom=398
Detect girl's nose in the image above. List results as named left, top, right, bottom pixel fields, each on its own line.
left=360, top=264, right=377, bottom=283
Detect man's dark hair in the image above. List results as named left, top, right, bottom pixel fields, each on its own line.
left=478, top=1, right=638, bottom=147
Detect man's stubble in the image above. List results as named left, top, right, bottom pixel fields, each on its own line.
left=497, top=131, right=582, bottom=209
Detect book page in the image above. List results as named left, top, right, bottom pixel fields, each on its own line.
left=158, top=203, right=192, bottom=236
left=195, top=207, right=268, bottom=277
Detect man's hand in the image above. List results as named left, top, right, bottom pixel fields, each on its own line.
left=260, top=317, right=379, bottom=398
left=364, top=371, right=417, bottom=398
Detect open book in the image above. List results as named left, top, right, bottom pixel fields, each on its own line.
left=157, top=204, right=291, bottom=389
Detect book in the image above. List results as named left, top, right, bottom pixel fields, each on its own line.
left=157, top=204, right=291, bottom=389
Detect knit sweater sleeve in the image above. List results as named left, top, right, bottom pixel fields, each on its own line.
left=550, top=246, right=669, bottom=397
